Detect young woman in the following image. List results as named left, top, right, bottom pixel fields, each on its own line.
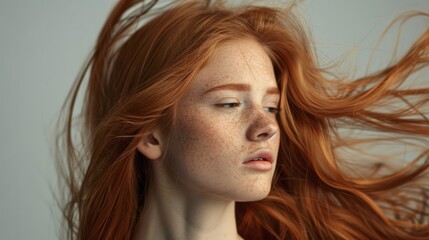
left=56, top=0, right=429, bottom=239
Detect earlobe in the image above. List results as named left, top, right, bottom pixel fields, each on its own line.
left=136, top=130, right=163, bottom=160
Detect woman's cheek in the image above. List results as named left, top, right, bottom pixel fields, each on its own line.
left=175, top=109, right=236, bottom=171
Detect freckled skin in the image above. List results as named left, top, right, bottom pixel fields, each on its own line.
left=164, top=38, right=281, bottom=202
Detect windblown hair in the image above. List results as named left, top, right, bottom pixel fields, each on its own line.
left=56, top=0, right=429, bottom=239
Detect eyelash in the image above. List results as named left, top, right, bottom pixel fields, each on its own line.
left=265, top=107, right=280, bottom=114
left=215, top=103, right=280, bottom=114
left=216, top=102, right=242, bottom=108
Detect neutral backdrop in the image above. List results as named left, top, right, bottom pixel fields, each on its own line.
left=1, top=0, right=428, bottom=239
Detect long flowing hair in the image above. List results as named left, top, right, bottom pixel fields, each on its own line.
left=55, top=0, right=429, bottom=239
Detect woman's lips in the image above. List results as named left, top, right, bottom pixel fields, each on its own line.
left=243, top=160, right=272, bottom=171
left=243, top=149, right=273, bottom=171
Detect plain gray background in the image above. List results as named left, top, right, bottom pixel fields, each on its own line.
left=1, top=0, right=428, bottom=239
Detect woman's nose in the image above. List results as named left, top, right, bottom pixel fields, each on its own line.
left=246, top=111, right=278, bottom=142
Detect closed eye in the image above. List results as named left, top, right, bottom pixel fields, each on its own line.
left=216, top=102, right=242, bottom=108
left=265, top=107, right=280, bottom=114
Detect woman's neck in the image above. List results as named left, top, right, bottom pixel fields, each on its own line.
left=132, top=178, right=244, bottom=240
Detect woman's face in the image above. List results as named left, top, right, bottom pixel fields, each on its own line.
left=164, top=38, right=280, bottom=202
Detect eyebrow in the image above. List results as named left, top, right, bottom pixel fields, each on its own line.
left=202, top=83, right=280, bottom=96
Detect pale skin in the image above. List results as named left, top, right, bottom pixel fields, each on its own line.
left=134, top=38, right=281, bottom=240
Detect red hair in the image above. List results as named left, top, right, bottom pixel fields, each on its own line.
left=56, top=1, right=429, bottom=239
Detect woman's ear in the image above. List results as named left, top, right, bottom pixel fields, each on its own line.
left=136, top=129, right=163, bottom=160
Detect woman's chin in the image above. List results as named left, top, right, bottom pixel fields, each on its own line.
left=232, top=187, right=272, bottom=202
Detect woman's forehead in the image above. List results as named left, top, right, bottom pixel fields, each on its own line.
left=191, top=38, right=277, bottom=92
